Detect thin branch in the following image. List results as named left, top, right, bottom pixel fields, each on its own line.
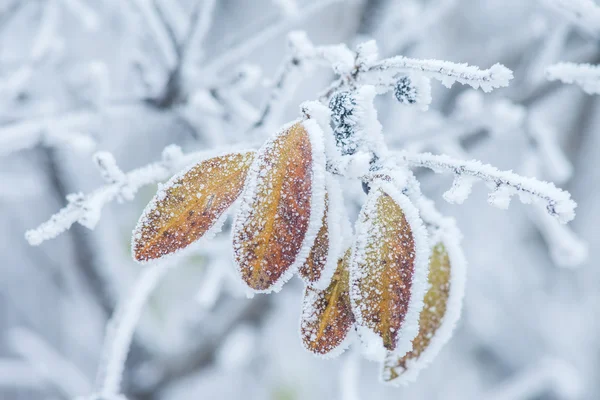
left=546, top=62, right=600, bottom=94
left=394, top=151, right=577, bottom=223
left=128, top=0, right=179, bottom=68
left=364, top=57, right=513, bottom=92
left=95, top=263, right=172, bottom=398
left=542, top=0, right=600, bottom=38
left=201, top=0, right=355, bottom=78
left=25, top=144, right=251, bottom=246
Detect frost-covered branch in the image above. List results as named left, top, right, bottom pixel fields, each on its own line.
left=0, top=111, right=97, bottom=156
left=6, top=328, right=92, bottom=398
left=394, top=151, right=577, bottom=223
left=485, top=358, right=582, bottom=400
left=201, top=0, right=356, bottom=78
left=546, top=62, right=600, bottom=94
left=25, top=145, right=246, bottom=246
left=542, top=0, right=600, bottom=38
left=128, top=0, right=178, bottom=68
left=364, top=57, right=513, bottom=93
left=95, top=263, right=172, bottom=399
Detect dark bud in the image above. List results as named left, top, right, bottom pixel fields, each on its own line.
left=394, top=76, right=417, bottom=105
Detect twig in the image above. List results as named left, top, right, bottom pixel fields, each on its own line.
left=394, top=151, right=577, bottom=223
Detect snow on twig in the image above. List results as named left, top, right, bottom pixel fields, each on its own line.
left=542, top=0, right=600, bottom=37
left=0, top=359, right=45, bottom=389
left=546, top=62, right=600, bottom=94
left=95, top=263, right=172, bottom=398
left=153, top=0, right=188, bottom=41
left=0, top=111, right=97, bottom=156
left=6, top=328, right=92, bottom=398
left=60, top=0, right=100, bottom=31
left=183, top=0, right=218, bottom=63
left=394, top=151, right=577, bottom=223
left=201, top=0, right=356, bottom=77
left=363, top=57, right=513, bottom=92
left=484, top=358, right=582, bottom=400
left=272, top=0, right=300, bottom=18
left=25, top=144, right=251, bottom=246
left=128, top=0, right=178, bottom=68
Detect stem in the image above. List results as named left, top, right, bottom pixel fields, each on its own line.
left=96, top=263, right=172, bottom=397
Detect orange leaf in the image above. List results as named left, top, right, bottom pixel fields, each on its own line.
left=350, top=183, right=428, bottom=357
left=300, top=250, right=354, bottom=356
left=233, top=121, right=325, bottom=292
left=133, top=152, right=255, bottom=262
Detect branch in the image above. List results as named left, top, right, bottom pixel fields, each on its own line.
left=364, top=57, right=513, bottom=92
left=95, top=263, right=172, bottom=399
left=7, top=328, right=92, bottom=398
left=25, top=144, right=249, bottom=246
left=128, top=0, right=179, bottom=68
left=0, top=111, right=98, bottom=157
left=542, top=0, right=600, bottom=38
left=484, top=358, right=582, bottom=400
left=183, top=0, right=217, bottom=62
left=546, top=62, right=600, bottom=94
left=201, top=0, right=355, bottom=78
left=394, top=151, right=577, bottom=223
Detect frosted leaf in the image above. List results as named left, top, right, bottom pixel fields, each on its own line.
left=300, top=250, right=355, bottom=357
left=298, top=174, right=343, bottom=289
left=382, top=224, right=467, bottom=385
left=132, top=152, right=255, bottom=262
left=443, top=175, right=476, bottom=204
left=350, top=182, right=429, bottom=360
left=232, top=120, right=326, bottom=293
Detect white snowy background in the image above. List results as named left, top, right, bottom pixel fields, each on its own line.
left=0, top=0, right=598, bottom=399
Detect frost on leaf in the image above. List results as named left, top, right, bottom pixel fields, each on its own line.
left=298, top=175, right=343, bottom=289
left=350, top=183, right=428, bottom=357
left=300, top=250, right=354, bottom=357
left=233, top=121, right=325, bottom=293
left=298, top=194, right=330, bottom=286
left=133, top=152, right=255, bottom=262
left=382, top=232, right=467, bottom=385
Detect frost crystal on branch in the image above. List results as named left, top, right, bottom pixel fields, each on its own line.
left=25, top=145, right=247, bottom=245
left=363, top=58, right=513, bottom=92
left=546, top=62, right=600, bottom=94
left=395, top=152, right=577, bottom=223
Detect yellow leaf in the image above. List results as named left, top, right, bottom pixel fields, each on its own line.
left=382, top=237, right=466, bottom=385
left=133, top=152, right=255, bottom=262
left=300, top=250, right=354, bottom=356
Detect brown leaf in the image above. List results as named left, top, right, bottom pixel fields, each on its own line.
left=300, top=250, right=354, bottom=356
left=233, top=121, right=325, bottom=292
left=298, top=194, right=329, bottom=285
left=350, top=184, right=427, bottom=353
left=133, top=152, right=255, bottom=262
